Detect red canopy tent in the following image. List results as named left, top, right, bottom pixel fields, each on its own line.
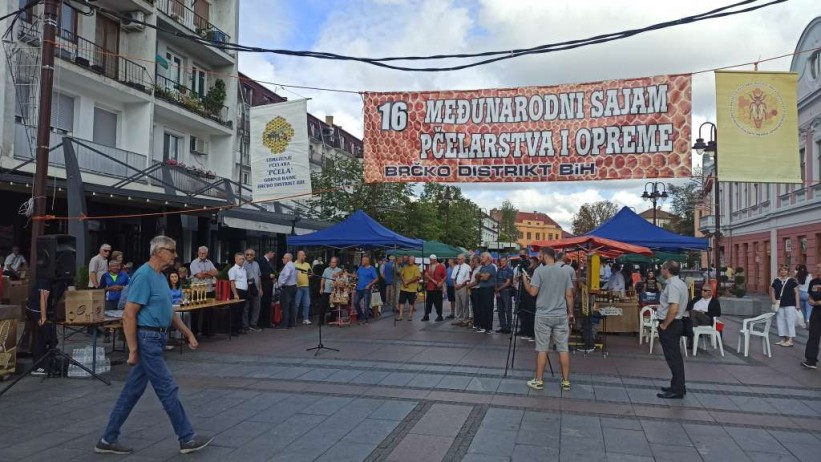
left=530, top=236, right=653, bottom=258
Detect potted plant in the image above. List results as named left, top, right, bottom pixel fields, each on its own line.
left=729, top=267, right=746, bottom=298
left=75, top=266, right=89, bottom=289
left=202, top=79, right=226, bottom=116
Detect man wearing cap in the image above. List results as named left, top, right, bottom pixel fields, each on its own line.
left=423, top=254, right=447, bottom=322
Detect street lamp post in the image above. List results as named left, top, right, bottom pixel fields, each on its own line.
left=693, top=122, right=719, bottom=281
left=641, top=182, right=668, bottom=226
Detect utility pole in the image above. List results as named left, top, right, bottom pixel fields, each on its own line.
left=28, top=0, right=60, bottom=280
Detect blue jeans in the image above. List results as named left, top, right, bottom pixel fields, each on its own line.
left=353, top=289, right=372, bottom=321
left=496, top=290, right=512, bottom=331
left=295, top=287, right=311, bottom=320
left=103, top=330, right=194, bottom=443
left=800, top=291, right=811, bottom=322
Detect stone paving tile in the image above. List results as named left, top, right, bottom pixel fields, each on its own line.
left=688, top=434, right=750, bottom=462
left=649, top=443, right=704, bottom=462
left=725, top=427, right=792, bottom=455
left=602, top=427, right=653, bottom=457
left=640, top=420, right=693, bottom=447
left=411, top=403, right=472, bottom=437
left=435, top=375, right=473, bottom=390
left=560, top=436, right=606, bottom=461
left=379, top=372, right=418, bottom=387
left=511, top=444, right=559, bottom=461
left=561, top=414, right=603, bottom=440
left=764, top=398, right=818, bottom=417
left=368, top=400, right=417, bottom=421
left=466, top=377, right=502, bottom=393
left=342, top=418, right=400, bottom=444
left=594, top=385, right=632, bottom=403
left=349, top=370, right=391, bottom=385
left=212, top=420, right=278, bottom=448
left=768, top=430, right=821, bottom=445
left=386, top=434, right=453, bottom=462
left=480, top=408, right=524, bottom=431
left=316, top=441, right=377, bottom=462
left=324, top=368, right=366, bottom=383
left=691, top=392, right=742, bottom=411
left=599, top=417, right=643, bottom=430
left=461, top=454, right=513, bottom=462
left=780, top=441, right=821, bottom=462
left=745, top=452, right=799, bottom=462
left=299, top=395, right=355, bottom=416
left=406, top=373, right=444, bottom=388
left=298, top=367, right=342, bottom=381
left=467, top=428, right=518, bottom=457
left=729, top=395, right=781, bottom=414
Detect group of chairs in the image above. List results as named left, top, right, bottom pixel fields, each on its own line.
left=639, top=306, right=776, bottom=358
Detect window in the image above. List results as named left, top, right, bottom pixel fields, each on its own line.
left=164, top=51, right=183, bottom=88
left=526, top=232, right=531, bottom=240
left=50, top=92, right=74, bottom=133
left=92, top=107, right=117, bottom=147
left=518, top=231, right=523, bottom=239
left=800, top=148, right=806, bottom=185
left=57, top=3, right=77, bottom=41
left=242, top=171, right=249, bottom=185
left=810, top=50, right=821, bottom=81
left=241, top=85, right=253, bottom=105
left=535, top=233, right=540, bottom=240
left=163, top=132, right=182, bottom=160
left=191, top=64, right=207, bottom=98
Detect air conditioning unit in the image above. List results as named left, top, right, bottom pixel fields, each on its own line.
left=190, top=136, right=209, bottom=155
left=121, top=11, right=146, bottom=32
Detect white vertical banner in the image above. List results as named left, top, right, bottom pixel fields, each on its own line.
left=250, top=100, right=312, bottom=202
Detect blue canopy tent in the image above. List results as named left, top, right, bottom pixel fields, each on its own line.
left=586, top=207, right=708, bottom=251
left=287, top=210, right=423, bottom=250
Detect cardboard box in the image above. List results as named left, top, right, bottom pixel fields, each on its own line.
left=64, top=289, right=105, bottom=324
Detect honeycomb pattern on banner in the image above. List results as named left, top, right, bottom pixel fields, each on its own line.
left=363, top=74, right=691, bottom=183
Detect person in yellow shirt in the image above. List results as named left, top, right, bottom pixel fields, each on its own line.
left=398, top=256, right=421, bottom=321
left=294, top=250, right=313, bottom=325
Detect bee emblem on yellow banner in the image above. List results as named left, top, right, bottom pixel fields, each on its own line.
left=262, top=116, right=295, bottom=154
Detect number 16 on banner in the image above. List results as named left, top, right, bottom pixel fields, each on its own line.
left=377, top=102, right=407, bottom=131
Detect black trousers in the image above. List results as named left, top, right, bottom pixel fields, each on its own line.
left=319, top=292, right=331, bottom=325
left=805, top=306, right=821, bottom=365
left=659, top=319, right=686, bottom=394
left=280, top=285, right=297, bottom=328
left=26, top=310, right=57, bottom=369
left=477, top=287, right=494, bottom=331
left=232, top=289, right=247, bottom=334
left=425, top=289, right=443, bottom=318
left=260, top=280, right=273, bottom=328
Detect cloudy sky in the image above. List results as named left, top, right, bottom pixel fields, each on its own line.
left=237, top=0, right=817, bottom=229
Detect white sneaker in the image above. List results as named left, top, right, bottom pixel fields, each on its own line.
left=31, top=368, right=47, bottom=376
left=476, top=328, right=486, bottom=333
left=302, top=320, right=312, bottom=325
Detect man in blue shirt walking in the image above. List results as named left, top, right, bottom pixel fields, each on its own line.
left=96, top=236, right=212, bottom=456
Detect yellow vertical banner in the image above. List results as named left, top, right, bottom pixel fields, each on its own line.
left=715, top=71, right=801, bottom=183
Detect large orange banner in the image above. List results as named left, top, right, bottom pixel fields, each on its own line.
left=363, top=74, right=692, bottom=183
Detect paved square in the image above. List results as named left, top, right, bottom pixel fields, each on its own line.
left=1, top=311, right=820, bottom=461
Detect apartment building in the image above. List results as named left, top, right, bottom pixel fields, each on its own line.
left=697, top=16, right=821, bottom=293
left=0, top=0, right=327, bottom=267
left=513, top=211, right=563, bottom=248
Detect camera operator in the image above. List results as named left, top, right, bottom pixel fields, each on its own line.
left=24, top=277, right=68, bottom=376
left=522, top=247, right=574, bottom=391
left=513, top=250, right=536, bottom=340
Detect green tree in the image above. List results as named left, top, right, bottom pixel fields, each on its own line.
left=307, top=153, right=413, bottom=223
left=666, top=168, right=702, bottom=236
left=571, top=200, right=619, bottom=235
left=497, top=200, right=519, bottom=242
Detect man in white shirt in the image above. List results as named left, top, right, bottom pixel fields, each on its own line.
left=3, top=246, right=27, bottom=278
left=451, top=255, right=472, bottom=326
left=228, top=252, right=247, bottom=336
left=88, top=244, right=112, bottom=288
left=189, top=246, right=218, bottom=336
left=605, top=264, right=626, bottom=295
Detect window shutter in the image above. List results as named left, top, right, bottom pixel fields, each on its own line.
left=92, top=107, right=118, bottom=147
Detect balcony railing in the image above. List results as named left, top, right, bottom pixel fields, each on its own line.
left=157, top=0, right=231, bottom=48
left=154, top=74, right=232, bottom=127
left=14, top=123, right=149, bottom=181
left=56, top=29, right=152, bottom=94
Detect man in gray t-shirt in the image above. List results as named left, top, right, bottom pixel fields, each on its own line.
left=656, top=260, right=690, bottom=399
left=522, top=247, right=574, bottom=392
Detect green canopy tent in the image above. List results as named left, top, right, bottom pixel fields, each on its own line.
left=618, top=251, right=689, bottom=264
left=388, top=240, right=464, bottom=259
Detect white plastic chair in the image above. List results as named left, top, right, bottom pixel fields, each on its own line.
left=736, top=312, right=775, bottom=357
left=646, top=318, right=688, bottom=357
left=639, top=305, right=657, bottom=346
left=693, top=317, right=724, bottom=357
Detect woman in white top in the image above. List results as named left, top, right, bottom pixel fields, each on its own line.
left=796, top=264, right=812, bottom=326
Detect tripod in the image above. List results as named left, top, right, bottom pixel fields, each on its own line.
left=0, top=347, right=110, bottom=397
left=306, top=295, right=339, bottom=356
left=504, top=270, right=553, bottom=378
